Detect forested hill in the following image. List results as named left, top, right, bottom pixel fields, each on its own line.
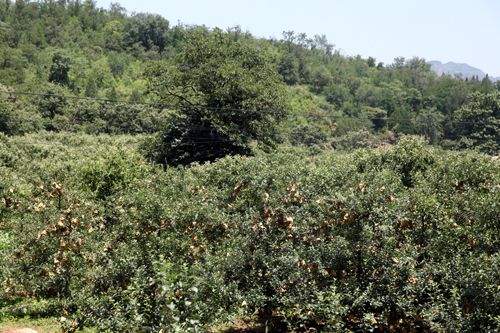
left=1, top=0, right=500, bottom=153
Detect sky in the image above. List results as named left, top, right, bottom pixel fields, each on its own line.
left=95, top=0, right=500, bottom=78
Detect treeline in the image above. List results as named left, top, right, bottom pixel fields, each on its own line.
left=1, top=0, right=500, bottom=152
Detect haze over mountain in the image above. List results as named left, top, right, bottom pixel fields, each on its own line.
left=428, top=61, right=500, bottom=82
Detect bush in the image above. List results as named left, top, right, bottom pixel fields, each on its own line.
left=2, top=134, right=500, bottom=332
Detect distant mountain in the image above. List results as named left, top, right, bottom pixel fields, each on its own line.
left=427, top=61, right=500, bottom=82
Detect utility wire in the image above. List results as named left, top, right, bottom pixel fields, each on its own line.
left=1, top=117, right=497, bottom=143
left=4, top=139, right=240, bottom=147
left=2, top=90, right=500, bottom=126
left=4, top=135, right=498, bottom=150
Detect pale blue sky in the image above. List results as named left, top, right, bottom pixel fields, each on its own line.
left=95, top=0, right=500, bottom=77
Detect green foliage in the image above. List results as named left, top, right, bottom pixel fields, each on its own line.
left=0, top=41, right=27, bottom=85
left=363, top=106, right=387, bottom=131
left=356, top=136, right=435, bottom=187
left=391, top=108, right=416, bottom=135
left=123, top=13, right=170, bottom=52
left=48, top=50, right=72, bottom=86
left=310, top=65, right=333, bottom=92
left=277, top=51, right=300, bottom=85
left=1, top=0, right=499, bottom=151
left=107, top=51, right=129, bottom=78
left=331, top=128, right=379, bottom=150
left=84, top=77, right=97, bottom=98
left=287, top=123, right=329, bottom=146
left=323, top=83, right=350, bottom=108
left=455, top=91, right=500, bottom=153
left=3, top=4, right=500, bottom=331
left=142, top=30, right=288, bottom=166
left=0, top=93, right=44, bottom=135
left=2, top=134, right=500, bottom=332
left=106, top=86, right=119, bottom=101
left=416, top=107, right=444, bottom=143
left=36, top=83, right=68, bottom=120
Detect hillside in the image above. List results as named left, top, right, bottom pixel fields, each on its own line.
left=0, top=0, right=500, bottom=155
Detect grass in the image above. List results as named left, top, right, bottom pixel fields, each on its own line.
left=0, top=316, right=264, bottom=333
left=0, top=317, right=62, bottom=333
left=0, top=317, right=98, bottom=333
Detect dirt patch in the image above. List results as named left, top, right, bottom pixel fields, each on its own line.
left=2, top=328, right=39, bottom=333
left=208, top=317, right=297, bottom=333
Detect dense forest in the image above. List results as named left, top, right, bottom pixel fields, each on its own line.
left=1, top=0, right=499, bottom=155
left=2, top=1, right=500, bottom=333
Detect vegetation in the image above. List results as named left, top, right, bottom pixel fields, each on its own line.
left=1, top=0, right=500, bottom=155
left=1, top=134, right=500, bottom=332
left=142, top=30, right=288, bottom=166
left=2, top=1, right=500, bottom=332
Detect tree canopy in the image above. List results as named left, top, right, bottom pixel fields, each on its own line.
left=456, top=91, right=500, bottom=153
left=0, top=0, right=499, bottom=153
left=142, top=30, right=288, bottom=166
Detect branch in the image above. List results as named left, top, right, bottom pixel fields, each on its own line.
left=165, top=86, right=193, bottom=106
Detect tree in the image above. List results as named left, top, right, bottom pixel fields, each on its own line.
left=455, top=91, right=500, bottom=153
left=277, top=51, right=299, bottom=85
left=84, top=77, right=97, bottom=98
left=415, top=107, right=444, bottom=143
left=391, top=108, right=416, bottom=135
left=392, top=56, right=406, bottom=70
left=106, top=86, right=118, bottom=100
left=142, top=30, right=288, bottom=166
left=103, top=20, right=124, bottom=51
left=363, top=106, right=387, bottom=131
left=123, top=13, right=170, bottom=52
left=323, top=83, right=350, bottom=108
left=310, top=65, right=332, bottom=92
left=37, top=83, right=68, bottom=120
left=48, top=50, right=72, bottom=86
left=481, top=74, right=495, bottom=92
left=367, top=56, right=376, bottom=68
left=0, top=41, right=26, bottom=85
left=128, top=89, right=142, bottom=102
left=108, top=51, right=129, bottom=78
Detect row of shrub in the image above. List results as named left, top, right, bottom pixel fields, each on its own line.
left=1, top=134, right=500, bottom=332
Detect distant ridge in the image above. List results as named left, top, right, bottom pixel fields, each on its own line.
left=427, top=60, right=500, bottom=82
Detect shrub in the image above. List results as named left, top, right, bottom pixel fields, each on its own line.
left=2, top=134, right=500, bottom=332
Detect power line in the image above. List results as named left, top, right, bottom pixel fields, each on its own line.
left=3, top=139, right=239, bottom=147
left=0, top=90, right=283, bottom=115
left=4, top=135, right=498, bottom=151
left=1, top=117, right=498, bottom=143
left=2, top=90, right=500, bottom=126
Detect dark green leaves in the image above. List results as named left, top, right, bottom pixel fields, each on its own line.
left=143, top=30, right=288, bottom=166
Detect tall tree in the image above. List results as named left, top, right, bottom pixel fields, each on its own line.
left=277, top=51, right=299, bottom=85
left=142, top=30, right=288, bottom=166
left=48, top=50, right=71, bottom=86
left=416, top=107, right=444, bottom=143
left=456, top=91, right=500, bottom=153
left=123, top=13, right=170, bottom=52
